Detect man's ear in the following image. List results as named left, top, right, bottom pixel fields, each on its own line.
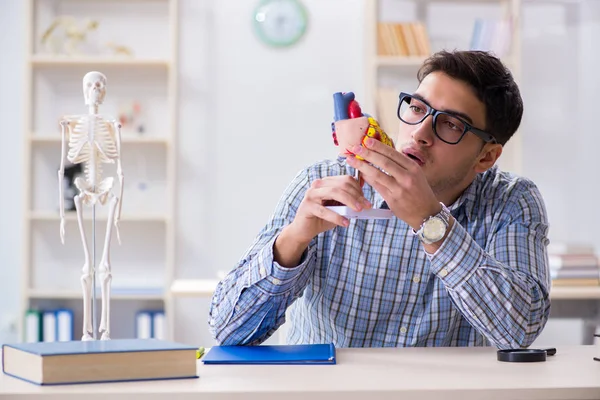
left=475, top=143, right=502, bottom=173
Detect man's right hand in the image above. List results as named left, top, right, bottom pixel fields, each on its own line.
left=292, top=175, right=371, bottom=242
left=274, top=176, right=371, bottom=268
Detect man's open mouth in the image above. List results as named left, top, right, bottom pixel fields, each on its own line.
left=403, top=150, right=425, bottom=166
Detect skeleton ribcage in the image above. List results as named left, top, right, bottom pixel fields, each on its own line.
left=66, top=117, right=118, bottom=188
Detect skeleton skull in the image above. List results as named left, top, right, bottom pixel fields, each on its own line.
left=83, top=71, right=107, bottom=106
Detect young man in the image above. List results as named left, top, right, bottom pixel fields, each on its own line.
left=209, top=50, right=550, bottom=349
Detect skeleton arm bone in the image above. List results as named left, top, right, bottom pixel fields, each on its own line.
left=58, top=120, right=70, bottom=244
left=113, top=121, right=124, bottom=245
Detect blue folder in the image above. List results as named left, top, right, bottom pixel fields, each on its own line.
left=202, top=343, right=336, bottom=365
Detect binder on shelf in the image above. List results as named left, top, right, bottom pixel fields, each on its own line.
left=24, top=310, right=42, bottom=343
left=42, top=311, right=56, bottom=342
left=135, top=310, right=153, bottom=339
left=152, top=311, right=166, bottom=340
left=56, top=309, right=74, bottom=342
left=202, top=343, right=336, bottom=365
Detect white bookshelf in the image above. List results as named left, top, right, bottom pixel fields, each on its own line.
left=20, top=0, right=179, bottom=342
left=364, top=0, right=523, bottom=175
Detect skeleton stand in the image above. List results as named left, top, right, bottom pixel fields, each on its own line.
left=92, top=203, right=97, bottom=339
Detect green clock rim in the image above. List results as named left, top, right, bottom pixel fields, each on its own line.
left=252, top=0, right=308, bottom=47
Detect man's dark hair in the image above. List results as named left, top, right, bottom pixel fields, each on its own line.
left=417, top=50, right=523, bottom=146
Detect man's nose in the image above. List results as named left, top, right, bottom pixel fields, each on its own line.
left=411, top=115, right=435, bottom=146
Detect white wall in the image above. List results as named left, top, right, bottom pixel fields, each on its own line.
left=521, top=1, right=600, bottom=251
left=175, top=0, right=365, bottom=281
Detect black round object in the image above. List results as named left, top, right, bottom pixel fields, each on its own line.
left=497, top=348, right=556, bottom=363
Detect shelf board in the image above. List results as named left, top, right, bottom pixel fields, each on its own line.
left=374, top=56, right=428, bottom=67
left=30, top=55, right=171, bottom=68
left=28, top=288, right=165, bottom=301
left=169, top=279, right=220, bottom=297
left=30, top=136, right=170, bottom=145
left=29, top=211, right=168, bottom=223
left=550, top=285, right=600, bottom=300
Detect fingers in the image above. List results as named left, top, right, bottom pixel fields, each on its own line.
left=309, top=176, right=371, bottom=211
left=356, top=138, right=416, bottom=172
left=346, top=157, right=394, bottom=197
left=308, top=202, right=351, bottom=227
left=312, top=176, right=368, bottom=203
left=308, top=186, right=367, bottom=212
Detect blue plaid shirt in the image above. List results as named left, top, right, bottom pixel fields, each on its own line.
left=209, top=159, right=551, bottom=349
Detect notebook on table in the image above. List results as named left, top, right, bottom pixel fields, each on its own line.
left=202, top=343, right=336, bottom=365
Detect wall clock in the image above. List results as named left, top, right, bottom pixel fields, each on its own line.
left=253, top=0, right=308, bottom=47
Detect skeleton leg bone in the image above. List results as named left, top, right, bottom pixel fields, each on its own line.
left=98, top=194, right=118, bottom=340
left=74, top=193, right=94, bottom=341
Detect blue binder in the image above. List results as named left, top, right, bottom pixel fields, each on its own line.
left=202, top=343, right=336, bottom=365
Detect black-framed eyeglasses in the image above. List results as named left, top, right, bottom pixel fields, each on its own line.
left=397, top=92, right=497, bottom=145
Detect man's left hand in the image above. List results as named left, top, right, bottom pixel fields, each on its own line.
left=346, top=138, right=441, bottom=231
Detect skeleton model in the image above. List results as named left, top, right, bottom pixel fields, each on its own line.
left=41, top=16, right=99, bottom=55
left=58, top=71, right=124, bottom=341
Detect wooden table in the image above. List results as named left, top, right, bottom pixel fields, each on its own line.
left=2, top=345, right=599, bottom=399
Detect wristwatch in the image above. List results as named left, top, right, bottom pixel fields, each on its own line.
left=413, top=203, right=451, bottom=244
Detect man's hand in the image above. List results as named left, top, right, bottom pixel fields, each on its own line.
left=290, top=175, right=372, bottom=243
left=274, top=176, right=371, bottom=268
left=346, top=138, right=440, bottom=231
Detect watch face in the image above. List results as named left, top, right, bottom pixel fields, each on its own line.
left=253, top=0, right=308, bottom=47
left=423, top=217, right=446, bottom=241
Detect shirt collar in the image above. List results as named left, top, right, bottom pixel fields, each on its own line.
left=446, top=166, right=494, bottom=222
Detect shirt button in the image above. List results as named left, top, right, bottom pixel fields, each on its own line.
left=272, top=278, right=282, bottom=285
left=439, top=268, right=449, bottom=277
left=400, top=327, right=407, bottom=334
left=259, top=267, right=267, bottom=277
left=412, top=276, right=421, bottom=284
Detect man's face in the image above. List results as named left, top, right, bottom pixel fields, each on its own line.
left=396, top=71, right=492, bottom=198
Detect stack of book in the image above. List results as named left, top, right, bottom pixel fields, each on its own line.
left=549, top=243, right=599, bottom=286
left=377, top=21, right=430, bottom=57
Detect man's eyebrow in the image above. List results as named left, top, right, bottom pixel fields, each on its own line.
left=412, top=92, right=474, bottom=125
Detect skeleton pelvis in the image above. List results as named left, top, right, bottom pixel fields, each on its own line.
left=75, top=177, right=114, bottom=206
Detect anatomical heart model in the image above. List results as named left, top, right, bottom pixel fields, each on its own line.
left=327, top=91, right=394, bottom=219
left=58, top=71, right=124, bottom=340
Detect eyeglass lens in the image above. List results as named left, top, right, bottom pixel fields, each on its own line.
left=398, top=95, right=466, bottom=144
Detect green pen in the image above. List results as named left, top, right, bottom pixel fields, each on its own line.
left=196, top=347, right=205, bottom=359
